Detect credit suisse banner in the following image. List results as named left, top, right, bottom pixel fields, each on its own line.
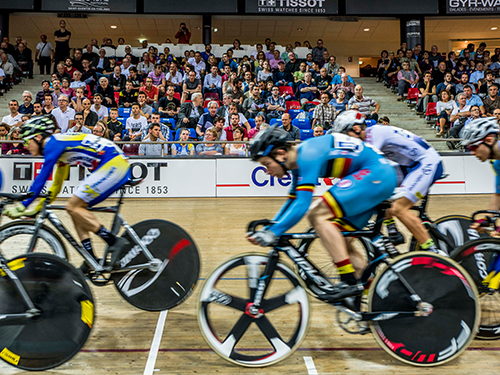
left=0, top=155, right=494, bottom=198
left=41, top=0, right=136, bottom=13
left=447, top=0, right=500, bottom=14
left=245, top=0, right=338, bottom=15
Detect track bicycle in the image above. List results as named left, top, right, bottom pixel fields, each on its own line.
left=0, top=180, right=200, bottom=370
left=451, top=209, right=500, bottom=339
left=197, top=199, right=480, bottom=367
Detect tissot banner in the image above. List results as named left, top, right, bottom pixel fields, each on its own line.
left=41, top=0, right=136, bottom=13
left=447, top=0, right=500, bottom=13
left=245, top=0, right=338, bottom=15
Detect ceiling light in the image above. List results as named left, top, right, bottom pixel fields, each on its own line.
left=110, top=25, right=117, bottom=29
left=364, top=28, right=370, bottom=31
left=196, top=27, right=201, bottom=30
left=213, top=28, right=218, bottom=32
left=297, top=28, right=302, bottom=31
left=359, top=61, right=363, bottom=64
left=492, top=27, right=498, bottom=30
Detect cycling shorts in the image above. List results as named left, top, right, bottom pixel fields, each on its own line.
left=321, top=159, right=397, bottom=230
left=400, top=159, right=443, bottom=203
left=74, top=155, right=131, bottom=206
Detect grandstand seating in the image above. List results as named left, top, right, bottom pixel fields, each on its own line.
left=279, top=86, right=294, bottom=96
left=175, top=128, right=197, bottom=140
left=248, top=118, right=256, bottom=128
left=269, top=118, right=283, bottom=126
left=300, top=129, right=314, bottom=141
left=288, top=109, right=303, bottom=120
left=292, top=118, right=311, bottom=130
left=122, top=143, right=139, bottom=156
left=286, top=101, right=301, bottom=112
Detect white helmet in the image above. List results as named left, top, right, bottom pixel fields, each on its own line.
left=460, top=117, right=499, bottom=146
left=332, top=110, right=366, bottom=134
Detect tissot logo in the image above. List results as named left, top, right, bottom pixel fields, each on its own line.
left=249, top=0, right=336, bottom=14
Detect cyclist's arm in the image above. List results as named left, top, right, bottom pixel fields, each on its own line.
left=33, top=163, right=70, bottom=211
left=271, top=172, right=299, bottom=222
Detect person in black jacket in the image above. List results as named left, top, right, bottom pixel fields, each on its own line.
left=108, top=66, right=126, bottom=92
left=92, top=48, right=110, bottom=73
left=176, top=93, right=203, bottom=130
left=119, top=81, right=138, bottom=107
left=95, top=77, right=117, bottom=108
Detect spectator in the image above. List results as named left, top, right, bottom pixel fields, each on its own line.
left=203, top=65, right=222, bottom=99
left=494, top=108, right=500, bottom=123
left=379, top=116, right=390, bottom=125
left=280, top=113, right=300, bottom=141
left=448, top=92, right=471, bottom=130
left=148, top=64, right=166, bottom=90
left=479, top=69, right=496, bottom=95
left=81, top=98, right=98, bottom=128
left=120, top=58, right=133, bottom=79
left=137, top=52, right=154, bottom=77
left=396, top=61, right=419, bottom=101
left=82, top=44, right=98, bottom=63
left=463, top=85, right=485, bottom=113
left=63, top=57, right=77, bottom=78
left=109, top=66, right=126, bottom=92
left=92, top=121, right=112, bottom=140
left=224, top=113, right=249, bottom=141
left=35, top=34, right=54, bottom=75
left=417, top=71, right=437, bottom=114
left=324, top=55, right=340, bottom=78
left=70, top=71, right=85, bottom=90
left=196, top=128, right=223, bottom=155
left=329, top=89, right=349, bottom=115
left=0, top=123, right=9, bottom=141
left=218, top=53, right=238, bottom=73
left=384, top=51, right=401, bottom=84
left=136, top=92, right=153, bottom=119
left=280, top=44, right=295, bottom=63
left=206, top=55, right=218, bottom=70
left=126, top=102, right=148, bottom=140
left=197, top=100, right=219, bottom=138
left=54, top=63, right=70, bottom=81
left=181, top=70, right=202, bottom=104
left=264, top=42, right=276, bottom=61
left=226, top=77, right=245, bottom=105
left=81, top=59, right=97, bottom=91
left=243, top=85, right=266, bottom=119
left=119, top=81, right=138, bottom=108
left=348, top=85, right=381, bottom=121
left=201, top=44, right=213, bottom=62
left=248, top=114, right=266, bottom=139
left=175, top=23, right=191, bottom=44
left=2, top=100, right=23, bottom=126
left=331, top=73, right=355, bottom=100
left=305, top=53, right=314, bottom=67
left=273, top=61, right=292, bottom=87
left=177, top=92, right=203, bottom=129
left=293, top=62, right=308, bottom=87
left=312, top=93, right=336, bottom=129
left=257, top=61, right=272, bottom=83
left=401, top=49, right=422, bottom=76
left=158, top=85, right=181, bottom=119
left=92, top=48, right=109, bottom=74
left=298, top=72, right=318, bottom=105
left=139, top=123, right=168, bottom=156
left=95, top=77, right=116, bottom=108
left=436, top=71, right=456, bottom=97
left=211, top=116, right=227, bottom=141
left=165, top=62, right=183, bottom=93
left=376, top=51, right=389, bottom=82
left=484, top=84, right=500, bottom=116
left=53, top=20, right=71, bottom=68
left=43, top=93, right=55, bottom=114
left=72, top=48, right=83, bottom=71
left=172, top=128, right=195, bottom=155
left=51, top=94, right=75, bottom=132
left=224, top=103, right=250, bottom=130
left=436, top=89, right=458, bottom=136
left=331, top=67, right=355, bottom=85
left=217, top=93, right=232, bottom=118
left=446, top=51, right=457, bottom=72
left=2, top=126, right=28, bottom=155
left=224, top=125, right=247, bottom=155
left=0, top=53, right=14, bottom=79
left=127, top=66, right=143, bottom=92
left=470, top=62, right=485, bottom=85
left=315, top=68, right=332, bottom=95
left=313, top=125, right=324, bottom=137
left=475, top=42, right=487, bottom=62
left=285, top=53, right=301, bottom=75
left=108, top=108, right=127, bottom=142
left=266, top=86, right=286, bottom=122
left=454, top=57, right=470, bottom=81
left=428, top=45, right=444, bottom=68
left=70, top=87, right=85, bottom=112
left=418, top=50, right=434, bottom=73
left=89, top=93, right=108, bottom=122
left=140, top=77, right=159, bottom=105
left=19, top=91, right=34, bottom=115
left=269, top=50, right=284, bottom=71
left=68, top=112, right=92, bottom=134
left=455, top=73, right=470, bottom=94
left=188, top=52, right=206, bottom=78
left=311, top=39, right=327, bottom=63
left=431, top=61, right=447, bottom=85
left=60, top=78, right=74, bottom=98
left=14, top=42, right=33, bottom=79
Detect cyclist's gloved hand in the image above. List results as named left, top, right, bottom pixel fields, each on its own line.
left=23, top=207, right=41, bottom=218
left=4, top=203, right=26, bottom=219
left=250, top=229, right=278, bottom=247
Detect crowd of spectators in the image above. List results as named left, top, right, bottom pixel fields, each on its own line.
left=377, top=41, right=500, bottom=143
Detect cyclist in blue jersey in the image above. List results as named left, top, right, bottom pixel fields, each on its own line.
left=332, top=110, right=445, bottom=254
left=3, top=116, right=130, bottom=268
left=247, top=124, right=398, bottom=301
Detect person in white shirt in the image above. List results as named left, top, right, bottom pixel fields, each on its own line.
left=2, top=100, right=23, bottom=126
left=69, top=70, right=86, bottom=89
left=187, top=52, right=206, bottom=79
left=35, top=34, right=54, bottom=75
left=120, top=57, right=134, bottom=78
left=165, top=63, right=183, bottom=92
left=91, top=93, right=109, bottom=122
left=126, top=103, right=148, bottom=140
left=203, top=65, right=222, bottom=98
left=51, top=94, right=75, bottom=133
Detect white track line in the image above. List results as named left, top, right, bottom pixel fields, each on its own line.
left=144, top=310, right=168, bottom=375
left=303, top=356, right=318, bottom=375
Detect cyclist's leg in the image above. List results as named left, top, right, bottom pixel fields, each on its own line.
left=389, top=160, right=443, bottom=250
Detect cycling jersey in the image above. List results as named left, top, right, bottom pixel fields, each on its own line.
left=23, top=133, right=130, bottom=208
left=492, top=159, right=500, bottom=194
left=365, top=125, right=443, bottom=202
left=270, top=133, right=397, bottom=236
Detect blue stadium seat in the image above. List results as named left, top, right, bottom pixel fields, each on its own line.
left=162, top=118, right=176, bottom=128
left=365, top=119, right=376, bottom=127
left=269, top=118, right=283, bottom=126
left=175, top=128, right=197, bottom=140
left=204, top=108, right=209, bottom=113
left=117, top=117, right=126, bottom=123
left=168, top=130, right=174, bottom=141
left=118, top=108, right=131, bottom=117
left=300, top=129, right=314, bottom=140
left=248, top=118, right=256, bottom=128
left=288, top=109, right=303, bottom=120
left=293, top=118, right=311, bottom=130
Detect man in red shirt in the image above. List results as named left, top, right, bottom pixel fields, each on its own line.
left=139, top=77, right=159, bottom=105
left=224, top=113, right=249, bottom=141
left=175, top=23, right=191, bottom=44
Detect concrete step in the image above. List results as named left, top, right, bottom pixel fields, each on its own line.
left=0, top=74, right=50, bottom=119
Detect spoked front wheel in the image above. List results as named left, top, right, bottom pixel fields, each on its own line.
left=0, top=253, right=93, bottom=370
left=198, top=253, right=310, bottom=367
left=110, top=219, right=200, bottom=311
left=452, top=237, right=500, bottom=339
left=368, top=252, right=479, bottom=366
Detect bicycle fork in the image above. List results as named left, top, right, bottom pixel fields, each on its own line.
left=248, top=249, right=280, bottom=317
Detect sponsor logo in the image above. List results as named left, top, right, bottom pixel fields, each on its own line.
left=447, top=0, right=500, bottom=14
left=287, top=246, right=335, bottom=292
left=255, top=0, right=328, bottom=14
left=353, top=169, right=370, bottom=181
left=251, top=166, right=292, bottom=187
left=208, top=290, right=232, bottom=305
left=337, top=179, right=353, bottom=189
left=422, top=164, right=433, bottom=175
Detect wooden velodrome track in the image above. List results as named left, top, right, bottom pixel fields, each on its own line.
left=1, top=195, right=500, bottom=375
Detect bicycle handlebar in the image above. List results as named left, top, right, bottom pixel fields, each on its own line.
left=247, top=219, right=275, bottom=234
left=0, top=192, right=34, bottom=201
left=472, top=210, right=500, bottom=222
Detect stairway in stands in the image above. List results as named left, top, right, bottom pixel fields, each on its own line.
left=0, top=74, right=47, bottom=116
left=356, top=77, right=447, bottom=151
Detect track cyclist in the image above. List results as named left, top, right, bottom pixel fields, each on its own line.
left=331, top=110, right=445, bottom=254
left=3, top=116, right=130, bottom=268
left=460, top=117, right=500, bottom=287
left=247, top=125, right=397, bottom=301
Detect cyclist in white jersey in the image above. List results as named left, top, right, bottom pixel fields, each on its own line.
left=332, top=111, right=444, bottom=253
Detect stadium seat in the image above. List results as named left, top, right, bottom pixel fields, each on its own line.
left=204, top=100, right=219, bottom=108
left=365, top=119, right=377, bottom=127
left=119, top=108, right=132, bottom=117
left=122, top=144, right=139, bottom=156
left=114, top=92, right=120, bottom=104
left=168, top=130, right=174, bottom=141
left=204, top=92, right=219, bottom=101
left=406, top=88, right=419, bottom=106
left=300, top=129, right=314, bottom=140
left=280, top=86, right=294, bottom=96
left=286, top=101, right=301, bottom=112
left=173, top=92, right=181, bottom=100
left=288, top=109, right=303, bottom=120
left=204, top=108, right=209, bottom=113
left=162, top=118, right=176, bottom=128
left=425, top=102, right=438, bottom=123
left=117, top=117, right=126, bottom=123
left=292, top=118, right=311, bottom=130
left=175, top=128, right=197, bottom=140
left=248, top=118, right=256, bottom=128
left=269, top=118, right=283, bottom=126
